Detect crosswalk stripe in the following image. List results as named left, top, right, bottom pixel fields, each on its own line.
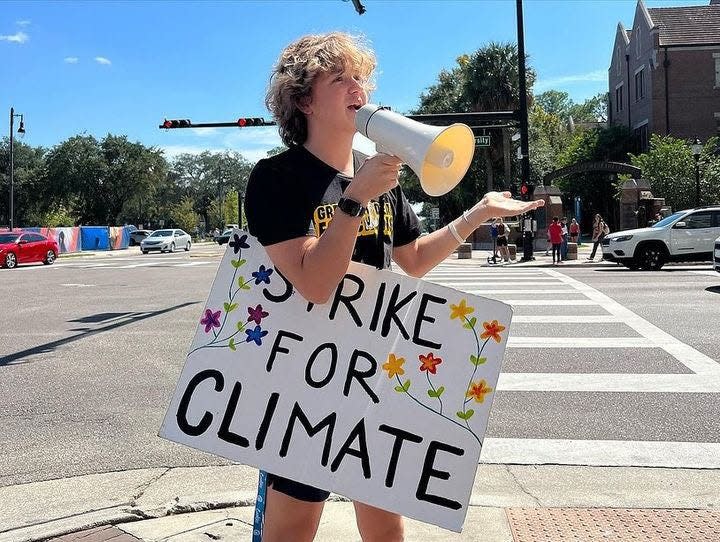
left=512, top=315, right=617, bottom=323
left=465, top=289, right=578, bottom=294
left=507, top=337, right=650, bottom=348
left=479, top=438, right=720, bottom=469
left=497, top=373, right=720, bottom=393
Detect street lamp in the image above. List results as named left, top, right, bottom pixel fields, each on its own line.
left=9, top=107, right=26, bottom=231
left=690, top=137, right=702, bottom=206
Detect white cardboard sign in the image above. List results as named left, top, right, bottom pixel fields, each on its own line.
left=160, top=231, right=512, bottom=532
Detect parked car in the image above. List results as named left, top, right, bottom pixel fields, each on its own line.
left=129, top=229, right=152, bottom=246
left=0, top=232, right=59, bottom=269
left=714, top=235, right=720, bottom=274
left=215, top=229, right=234, bottom=245
left=140, top=229, right=192, bottom=254
left=602, top=206, right=720, bottom=270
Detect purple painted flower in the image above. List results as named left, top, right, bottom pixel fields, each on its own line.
left=200, top=309, right=222, bottom=333
left=229, top=234, right=250, bottom=255
left=252, top=264, right=273, bottom=285
left=245, top=325, right=268, bottom=346
left=247, top=304, right=269, bottom=325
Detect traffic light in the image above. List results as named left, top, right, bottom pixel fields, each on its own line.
left=237, top=117, right=265, bottom=127
left=162, top=119, right=192, bottom=129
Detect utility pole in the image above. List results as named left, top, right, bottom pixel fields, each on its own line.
left=516, top=0, right=535, bottom=260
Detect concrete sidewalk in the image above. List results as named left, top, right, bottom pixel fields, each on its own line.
left=2, top=464, right=718, bottom=541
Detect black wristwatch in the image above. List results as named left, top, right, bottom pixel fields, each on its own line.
left=337, top=197, right=366, bottom=218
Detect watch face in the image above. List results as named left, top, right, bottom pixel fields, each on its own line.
left=339, top=197, right=364, bottom=217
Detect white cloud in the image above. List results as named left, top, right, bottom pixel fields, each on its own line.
left=0, top=31, right=29, bottom=43
left=191, top=128, right=220, bottom=137
left=94, top=56, right=111, bottom=65
left=534, top=69, right=606, bottom=92
left=158, top=144, right=228, bottom=160
left=16, top=20, right=31, bottom=27
left=64, top=56, right=79, bottom=64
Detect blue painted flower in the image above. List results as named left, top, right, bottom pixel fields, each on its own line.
left=229, top=234, right=250, bottom=255
left=252, top=264, right=274, bottom=285
left=245, top=325, right=268, bottom=346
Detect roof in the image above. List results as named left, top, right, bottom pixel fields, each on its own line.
left=648, top=5, right=720, bottom=46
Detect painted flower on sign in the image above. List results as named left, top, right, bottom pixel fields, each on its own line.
left=466, top=379, right=493, bottom=403
left=480, top=320, right=506, bottom=343
left=449, top=299, right=474, bottom=321
left=245, top=325, right=268, bottom=346
left=247, top=304, right=269, bottom=325
left=382, top=353, right=405, bottom=379
left=419, top=352, right=442, bottom=374
left=200, top=309, right=222, bottom=333
left=252, top=265, right=274, bottom=285
left=229, top=233, right=250, bottom=255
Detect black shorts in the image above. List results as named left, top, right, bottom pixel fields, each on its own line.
left=267, top=473, right=330, bottom=502
left=496, top=237, right=508, bottom=247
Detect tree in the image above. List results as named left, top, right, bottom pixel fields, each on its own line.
left=409, top=42, right=535, bottom=224
left=0, top=137, right=47, bottom=227
left=170, top=196, right=200, bottom=234
left=630, top=135, right=720, bottom=211
left=569, top=92, right=608, bottom=123
left=535, top=90, right=572, bottom=118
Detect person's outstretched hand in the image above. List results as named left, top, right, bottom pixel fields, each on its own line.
left=471, top=191, right=544, bottom=221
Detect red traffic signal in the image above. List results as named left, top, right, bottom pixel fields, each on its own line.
left=237, top=117, right=265, bottom=127
left=520, top=183, right=528, bottom=195
left=162, top=119, right=192, bottom=129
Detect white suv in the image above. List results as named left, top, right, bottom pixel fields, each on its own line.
left=714, top=235, right=720, bottom=273
left=601, top=206, right=720, bottom=270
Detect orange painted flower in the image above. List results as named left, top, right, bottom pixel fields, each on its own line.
left=450, top=299, right=475, bottom=320
left=419, top=352, right=443, bottom=374
left=382, top=353, right=405, bottom=379
left=481, top=320, right=506, bottom=343
left=466, top=379, right=493, bottom=403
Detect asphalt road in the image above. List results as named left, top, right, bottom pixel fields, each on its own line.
left=1, top=247, right=719, bottom=487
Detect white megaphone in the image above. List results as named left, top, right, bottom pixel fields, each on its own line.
left=355, top=104, right=475, bottom=196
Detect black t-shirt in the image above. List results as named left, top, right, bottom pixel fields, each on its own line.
left=245, top=145, right=421, bottom=269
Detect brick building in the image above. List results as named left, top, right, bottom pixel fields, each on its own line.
left=608, top=0, right=720, bottom=151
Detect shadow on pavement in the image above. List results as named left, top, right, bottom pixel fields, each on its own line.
left=0, top=302, right=199, bottom=367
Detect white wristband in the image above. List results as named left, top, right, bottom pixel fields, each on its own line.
left=461, top=210, right=472, bottom=226
left=448, top=222, right=465, bottom=244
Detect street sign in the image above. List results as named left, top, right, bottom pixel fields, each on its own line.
left=474, top=135, right=491, bottom=147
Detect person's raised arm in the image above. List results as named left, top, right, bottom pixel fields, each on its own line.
left=393, top=191, right=544, bottom=278
left=264, top=154, right=402, bottom=304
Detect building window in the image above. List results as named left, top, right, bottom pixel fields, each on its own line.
left=615, top=85, right=624, bottom=112
left=635, top=68, right=645, bottom=101
left=634, top=123, right=649, bottom=152
left=714, top=53, right=720, bottom=88
left=616, top=46, right=622, bottom=76
left=636, top=27, right=642, bottom=59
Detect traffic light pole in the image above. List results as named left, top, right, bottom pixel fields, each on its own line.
left=516, top=0, right=535, bottom=261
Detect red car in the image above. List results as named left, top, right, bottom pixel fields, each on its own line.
left=0, top=232, right=59, bottom=269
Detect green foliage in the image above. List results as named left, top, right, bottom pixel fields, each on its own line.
left=170, top=196, right=200, bottom=234
left=630, top=135, right=720, bottom=210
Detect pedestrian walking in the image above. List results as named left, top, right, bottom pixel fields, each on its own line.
left=490, top=218, right=499, bottom=263
left=587, top=213, right=608, bottom=261
left=569, top=218, right=580, bottom=244
left=560, top=217, right=569, bottom=261
left=496, top=217, right=510, bottom=262
left=244, top=31, right=545, bottom=542
left=548, top=216, right=563, bottom=265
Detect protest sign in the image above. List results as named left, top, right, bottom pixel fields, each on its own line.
left=160, top=230, right=512, bottom=531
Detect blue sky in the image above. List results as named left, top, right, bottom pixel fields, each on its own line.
left=1, top=0, right=701, bottom=163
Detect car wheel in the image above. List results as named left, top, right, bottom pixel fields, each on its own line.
left=142, top=250, right=148, bottom=254
left=622, top=260, right=640, bottom=270
left=638, top=245, right=665, bottom=271
left=4, top=252, right=17, bottom=269
left=170, top=242, right=176, bottom=253
left=185, top=241, right=191, bottom=251
left=43, top=250, right=57, bottom=265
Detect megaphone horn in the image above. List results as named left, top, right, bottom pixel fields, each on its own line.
left=355, top=104, right=475, bottom=197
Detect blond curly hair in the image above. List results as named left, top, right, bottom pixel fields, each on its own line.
left=266, top=32, right=376, bottom=147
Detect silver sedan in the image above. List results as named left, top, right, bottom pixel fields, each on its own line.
left=140, top=229, right=192, bottom=254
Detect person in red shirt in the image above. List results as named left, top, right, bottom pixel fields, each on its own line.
left=548, top=216, right=564, bottom=265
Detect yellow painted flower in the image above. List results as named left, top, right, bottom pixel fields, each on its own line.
left=481, top=320, right=506, bottom=343
left=466, top=380, right=493, bottom=403
left=450, top=299, right=475, bottom=320
left=382, top=353, right=405, bottom=379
